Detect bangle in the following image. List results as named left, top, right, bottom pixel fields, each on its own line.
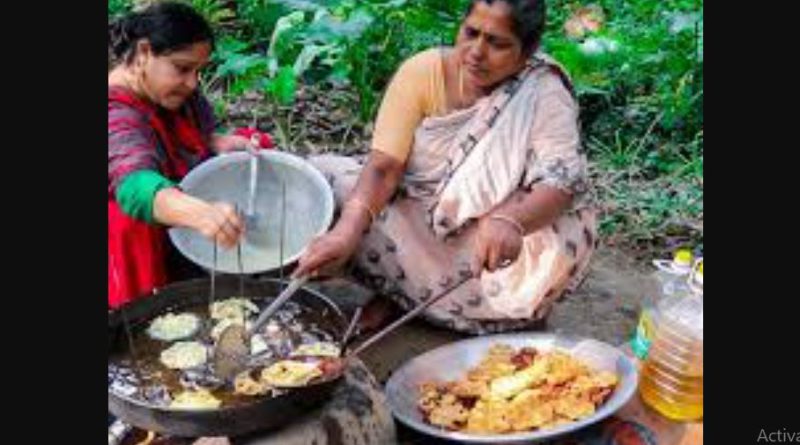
left=346, top=197, right=377, bottom=224
left=488, top=214, right=525, bottom=237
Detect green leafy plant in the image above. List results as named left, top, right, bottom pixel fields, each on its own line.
left=109, top=0, right=133, bottom=18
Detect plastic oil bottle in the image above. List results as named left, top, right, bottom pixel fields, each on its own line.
left=639, top=259, right=703, bottom=421
left=630, top=249, right=694, bottom=360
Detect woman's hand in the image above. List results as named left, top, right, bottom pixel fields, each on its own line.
left=153, top=188, right=244, bottom=249
left=294, top=151, right=406, bottom=278
left=190, top=201, right=245, bottom=249
left=211, top=134, right=256, bottom=154
left=471, top=215, right=524, bottom=274
left=469, top=186, right=573, bottom=274
left=293, top=229, right=361, bottom=278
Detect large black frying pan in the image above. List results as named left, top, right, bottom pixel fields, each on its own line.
left=108, top=277, right=348, bottom=438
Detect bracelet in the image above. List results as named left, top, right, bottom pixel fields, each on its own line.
left=488, top=214, right=525, bottom=237
left=346, top=197, right=377, bottom=224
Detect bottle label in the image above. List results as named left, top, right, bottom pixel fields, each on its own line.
left=631, top=311, right=655, bottom=359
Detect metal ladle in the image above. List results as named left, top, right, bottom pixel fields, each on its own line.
left=270, top=271, right=474, bottom=389
left=213, top=180, right=309, bottom=380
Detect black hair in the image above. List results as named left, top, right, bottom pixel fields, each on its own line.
left=466, top=0, right=546, bottom=53
left=109, top=1, right=214, bottom=66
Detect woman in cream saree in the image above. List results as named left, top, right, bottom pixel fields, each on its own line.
left=298, top=0, right=596, bottom=334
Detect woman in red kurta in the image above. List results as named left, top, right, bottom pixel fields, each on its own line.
left=108, top=2, right=272, bottom=308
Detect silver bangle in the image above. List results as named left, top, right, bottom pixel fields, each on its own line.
left=488, top=214, right=525, bottom=237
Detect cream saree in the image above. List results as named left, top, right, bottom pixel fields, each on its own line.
left=310, top=56, right=597, bottom=334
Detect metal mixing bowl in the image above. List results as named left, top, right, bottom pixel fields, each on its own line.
left=169, top=150, right=334, bottom=274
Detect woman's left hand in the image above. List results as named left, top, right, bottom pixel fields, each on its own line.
left=471, top=215, right=524, bottom=274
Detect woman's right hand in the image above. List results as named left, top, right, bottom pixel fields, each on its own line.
left=153, top=188, right=244, bottom=249
left=293, top=229, right=361, bottom=278
left=191, top=201, right=244, bottom=249
left=292, top=150, right=406, bottom=278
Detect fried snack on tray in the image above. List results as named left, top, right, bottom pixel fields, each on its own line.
left=159, top=341, right=208, bottom=370
left=234, top=370, right=272, bottom=396
left=210, top=298, right=259, bottom=323
left=291, top=342, right=341, bottom=358
left=418, top=344, right=618, bottom=434
left=428, top=393, right=470, bottom=429
left=147, top=312, right=200, bottom=341
left=170, top=389, right=221, bottom=410
left=260, top=360, right=322, bottom=387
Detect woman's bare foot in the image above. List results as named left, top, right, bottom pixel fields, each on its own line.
left=356, top=298, right=401, bottom=333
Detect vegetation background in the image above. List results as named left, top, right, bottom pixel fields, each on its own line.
left=109, top=0, right=703, bottom=259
